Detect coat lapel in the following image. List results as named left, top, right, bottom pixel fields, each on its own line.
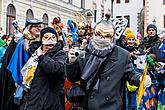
left=102, top=46, right=118, bottom=73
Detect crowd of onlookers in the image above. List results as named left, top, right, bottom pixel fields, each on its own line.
left=0, top=15, right=164, bottom=110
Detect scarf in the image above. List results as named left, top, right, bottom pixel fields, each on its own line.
left=91, top=35, right=114, bottom=50
left=147, top=34, right=160, bottom=46
left=81, top=39, right=115, bottom=90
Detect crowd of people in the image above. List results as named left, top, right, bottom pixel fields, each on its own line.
left=0, top=14, right=164, bottom=110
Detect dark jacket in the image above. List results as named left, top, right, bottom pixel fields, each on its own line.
left=149, top=43, right=165, bottom=62
left=149, top=42, right=165, bottom=87
left=66, top=45, right=141, bottom=110
left=0, top=38, right=19, bottom=110
left=140, top=35, right=160, bottom=49
left=21, top=42, right=66, bottom=110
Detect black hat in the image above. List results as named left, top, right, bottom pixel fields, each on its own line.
left=147, top=24, right=157, bottom=32
left=40, top=27, right=57, bottom=38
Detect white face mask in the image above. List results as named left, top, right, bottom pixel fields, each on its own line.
left=127, top=38, right=135, bottom=46
left=42, top=33, right=57, bottom=45
left=92, top=21, right=115, bottom=50
left=42, top=40, right=57, bottom=45
left=92, top=35, right=114, bottom=50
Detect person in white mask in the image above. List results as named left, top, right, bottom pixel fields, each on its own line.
left=66, top=16, right=151, bottom=110
left=20, top=27, right=66, bottom=110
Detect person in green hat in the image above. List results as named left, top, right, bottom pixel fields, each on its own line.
left=0, top=34, right=13, bottom=70
left=0, top=39, right=5, bottom=47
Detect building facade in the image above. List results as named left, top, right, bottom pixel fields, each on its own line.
left=0, top=0, right=112, bottom=35
left=1, top=0, right=88, bottom=34
left=0, top=0, right=85, bottom=34
left=144, top=0, right=165, bottom=35
left=112, top=0, right=165, bottom=36
left=90, top=0, right=111, bottom=22
left=113, top=0, right=144, bottom=35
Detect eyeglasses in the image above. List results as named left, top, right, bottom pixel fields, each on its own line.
left=43, top=34, right=57, bottom=41
left=127, top=38, right=135, bottom=41
left=95, top=31, right=114, bottom=38
left=31, top=25, right=42, bottom=28
left=148, top=29, right=155, bottom=31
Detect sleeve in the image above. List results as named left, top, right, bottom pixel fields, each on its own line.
left=39, top=50, right=67, bottom=78
left=123, top=54, right=141, bottom=86
left=148, top=45, right=157, bottom=55
left=66, top=59, right=81, bottom=82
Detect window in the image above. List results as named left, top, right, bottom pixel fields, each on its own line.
left=102, top=0, right=105, bottom=4
left=101, top=5, right=104, bottom=18
left=94, top=10, right=97, bottom=22
left=116, top=0, right=121, bottom=3
left=125, top=0, right=129, bottom=3
left=163, top=0, right=165, bottom=4
left=164, top=15, right=165, bottom=27
left=43, top=13, right=49, bottom=28
left=124, top=15, right=130, bottom=27
left=6, top=4, right=16, bottom=35
left=81, top=0, right=85, bottom=9
left=92, top=2, right=97, bottom=22
left=26, top=9, right=34, bottom=18
left=69, top=0, right=72, bottom=4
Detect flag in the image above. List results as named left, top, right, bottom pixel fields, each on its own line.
left=7, top=39, right=29, bottom=85
left=137, top=63, right=149, bottom=108
left=67, top=19, right=78, bottom=42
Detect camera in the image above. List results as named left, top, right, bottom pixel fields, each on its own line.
left=74, top=47, right=86, bottom=59
left=132, top=46, right=139, bottom=50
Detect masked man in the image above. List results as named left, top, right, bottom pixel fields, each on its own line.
left=66, top=17, right=151, bottom=110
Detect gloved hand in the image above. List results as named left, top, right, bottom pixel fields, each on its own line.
left=81, top=39, right=87, bottom=49
left=36, top=46, right=43, bottom=57
left=68, top=48, right=78, bottom=64
left=63, top=46, right=70, bottom=53
left=140, top=75, right=151, bottom=88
